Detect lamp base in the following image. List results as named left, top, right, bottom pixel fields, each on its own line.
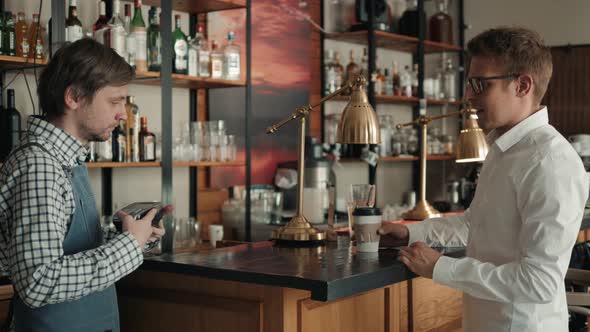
left=402, top=200, right=441, bottom=221
left=271, top=215, right=326, bottom=245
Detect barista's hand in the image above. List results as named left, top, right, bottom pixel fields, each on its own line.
left=147, top=204, right=174, bottom=242
left=377, top=223, right=410, bottom=247
left=397, top=242, right=442, bottom=279
left=119, top=208, right=157, bottom=248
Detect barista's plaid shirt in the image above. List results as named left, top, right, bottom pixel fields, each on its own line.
left=0, top=116, right=143, bottom=308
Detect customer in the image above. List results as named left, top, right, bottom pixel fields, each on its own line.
left=379, top=27, right=589, bottom=332
left=0, top=38, right=171, bottom=332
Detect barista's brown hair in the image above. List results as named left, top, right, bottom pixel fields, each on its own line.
left=467, top=27, right=552, bottom=103
left=38, top=38, right=134, bottom=119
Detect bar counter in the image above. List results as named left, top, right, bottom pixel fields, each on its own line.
left=115, top=215, right=590, bottom=332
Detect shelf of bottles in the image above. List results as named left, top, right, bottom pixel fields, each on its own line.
left=323, top=31, right=461, bottom=54
left=85, top=161, right=245, bottom=168
left=339, top=154, right=455, bottom=163
left=142, top=0, right=246, bottom=13
left=134, top=71, right=245, bottom=89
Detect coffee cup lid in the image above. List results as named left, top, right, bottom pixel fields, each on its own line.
left=353, top=207, right=381, bottom=216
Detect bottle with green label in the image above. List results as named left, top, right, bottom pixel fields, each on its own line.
left=147, top=6, right=161, bottom=72
left=131, top=0, right=147, bottom=72
left=172, top=14, right=187, bottom=75
left=3, top=12, right=15, bottom=56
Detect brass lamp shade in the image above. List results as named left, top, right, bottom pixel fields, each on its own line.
left=456, top=110, right=489, bottom=163
left=337, top=83, right=381, bottom=144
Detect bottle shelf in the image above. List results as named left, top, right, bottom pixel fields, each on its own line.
left=85, top=161, right=245, bottom=168
left=142, top=0, right=246, bottom=13
left=134, top=71, right=246, bottom=89
left=0, top=55, right=47, bottom=69
left=426, top=98, right=463, bottom=106
left=86, top=162, right=161, bottom=168
left=325, top=31, right=418, bottom=53
left=424, top=40, right=463, bottom=53
left=324, top=30, right=463, bottom=54
left=339, top=154, right=455, bottom=163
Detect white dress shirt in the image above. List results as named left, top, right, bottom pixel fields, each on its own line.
left=406, top=107, right=589, bottom=332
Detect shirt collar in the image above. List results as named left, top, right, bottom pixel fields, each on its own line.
left=27, top=116, right=88, bottom=166
left=487, top=107, right=549, bottom=152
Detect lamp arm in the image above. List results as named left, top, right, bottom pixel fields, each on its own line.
left=266, top=79, right=358, bottom=134
left=396, top=109, right=469, bottom=129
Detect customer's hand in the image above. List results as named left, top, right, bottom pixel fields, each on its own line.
left=377, top=223, right=410, bottom=247
left=397, top=241, right=442, bottom=279
left=119, top=208, right=157, bottom=248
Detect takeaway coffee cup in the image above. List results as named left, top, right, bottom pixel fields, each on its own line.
left=353, top=207, right=382, bottom=252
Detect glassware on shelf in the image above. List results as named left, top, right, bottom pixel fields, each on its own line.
left=442, top=134, right=454, bottom=155
left=443, top=58, right=457, bottom=101
left=378, top=115, right=393, bottom=157
left=429, top=0, right=453, bottom=44
left=406, top=128, right=418, bottom=155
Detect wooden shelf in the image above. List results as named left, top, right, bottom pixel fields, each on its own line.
left=324, top=32, right=463, bottom=54
left=424, top=40, right=463, bottom=53
left=340, top=155, right=455, bottom=163
left=86, top=162, right=161, bottom=168
left=427, top=99, right=463, bottom=106
left=85, top=161, right=245, bottom=168
left=142, top=0, right=246, bottom=13
left=0, top=55, right=47, bottom=69
left=325, top=31, right=418, bottom=53
left=376, top=95, right=419, bottom=104
left=134, top=71, right=246, bottom=89
left=173, top=161, right=245, bottom=167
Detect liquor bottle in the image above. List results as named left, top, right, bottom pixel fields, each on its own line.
left=27, top=14, right=43, bottom=59
left=172, top=14, right=187, bottom=75
left=93, top=1, right=108, bottom=33
left=398, top=0, right=425, bottom=38
left=333, top=51, right=343, bottom=91
left=345, top=50, right=360, bottom=86
left=210, top=40, right=223, bottom=79
left=6, top=89, right=21, bottom=155
left=392, top=61, right=401, bottom=96
left=66, top=0, right=83, bottom=43
left=374, top=69, right=385, bottom=95
left=139, top=117, right=156, bottom=161
left=188, top=35, right=198, bottom=77
left=0, top=14, right=4, bottom=55
left=123, top=3, right=135, bottom=67
left=125, top=95, right=140, bottom=162
left=223, top=31, right=240, bottom=80
left=360, top=47, right=368, bottom=81
left=443, top=58, right=456, bottom=101
left=384, top=68, right=393, bottom=95
left=411, top=63, right=419, bottom=97
left=324, top=49, right=336, bottom=94
left=3, top=12, right=15, bottom=56
left=400, top=65, right=412, bottom=97
left=108, top=0, right=126, bottom=59
left=15, top=12, right=27, bottom=58
left=429, top=0, right=453, bottom=44
left=131, top=0, right=147, bottom=72
left=196, top=25, right=210, bottom=77
left=147, top=6, right=161, bottom=72
left=112, top=120, right=126, bottom=162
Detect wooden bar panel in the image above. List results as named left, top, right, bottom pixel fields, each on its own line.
left=410, top=277, right=463, bottom=332
left=297, top=289, right=385, bottom=332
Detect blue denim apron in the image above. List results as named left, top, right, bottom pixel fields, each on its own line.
left=11, top=147, right=119, bottom=332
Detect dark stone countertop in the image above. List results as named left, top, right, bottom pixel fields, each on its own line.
left=141, top=215, right=590, bottom=302
left=141, top=240, right=463, bottom=302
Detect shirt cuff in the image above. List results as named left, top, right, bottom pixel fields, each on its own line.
left=432, top=255, right=456, bottom=287
left=115, top=232, right=144, bottom=270
left=406, top=222, right=426, bottom=245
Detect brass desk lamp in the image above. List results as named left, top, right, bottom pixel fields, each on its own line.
left=396, top=107, right=488, bottom=221
left=266, top=77, right=381, bottom=245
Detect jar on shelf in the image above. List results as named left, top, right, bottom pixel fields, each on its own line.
left=378, top=115, right=393, bottom=157
left=406, top=128, right=418, bottom=155
left=442, top=135, right=454, bottom=155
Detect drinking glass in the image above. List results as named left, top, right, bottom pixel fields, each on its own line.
left=347, top=184, right=376, bottom=236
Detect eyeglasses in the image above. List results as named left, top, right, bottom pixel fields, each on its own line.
left=466, top=73, right=520, bottom=95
